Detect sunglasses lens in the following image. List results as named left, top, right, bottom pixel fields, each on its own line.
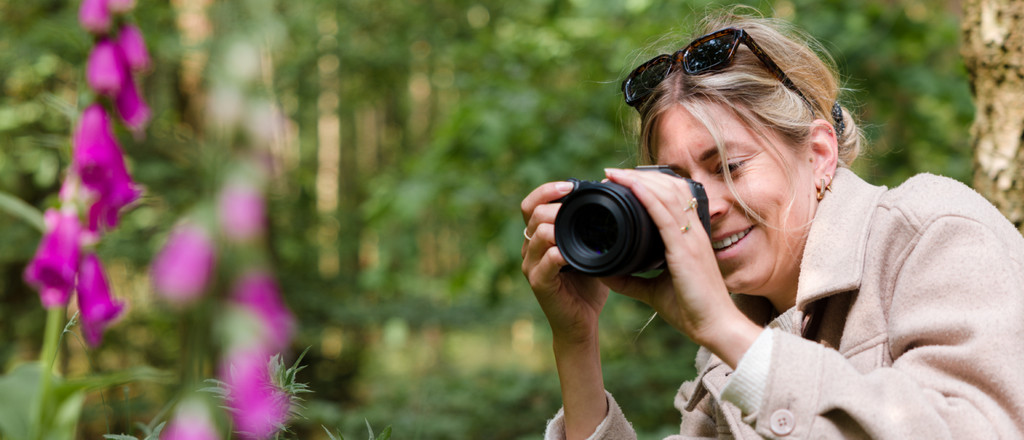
left=625, top=59, right=671, bottom=105
left=683, top=33, right=737, bottom=74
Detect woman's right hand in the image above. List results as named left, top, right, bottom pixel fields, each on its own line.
left=521, top=181, right=611, bottom=345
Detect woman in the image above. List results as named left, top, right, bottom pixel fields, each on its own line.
left=520, top=10, right=1024, bottom=440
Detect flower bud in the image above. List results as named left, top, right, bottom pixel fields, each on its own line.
left=219, top=348, right=290, bottom=439
left=230, top=271, right=294, bottom=353
left=151, top=222, right=217, bottom=305
left=114, top=74, right=151, bottom=132
left=73, top=104, right=141, bottom=232
left=79, top=0, right=111, bottom=35
left=161, top=397, right=221, bottom=440
left=116, top=24, right=151, bottom=73
left=86, top=39, right=127, bottom=96
left=76, top=253, right=125, bottom=346
left=218, top=179, right=265, bottom=242
left=24, top=209, right=83, bottom=308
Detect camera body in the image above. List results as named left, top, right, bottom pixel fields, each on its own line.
left=554, top=165, right=711, bottom=277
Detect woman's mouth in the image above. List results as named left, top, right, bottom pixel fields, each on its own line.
left=712, top=227, right=753, bottom=251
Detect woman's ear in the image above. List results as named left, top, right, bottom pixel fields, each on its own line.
left=808, top=119, right=839, bottom=183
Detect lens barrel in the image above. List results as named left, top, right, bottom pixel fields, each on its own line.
left=554, top=181, right=665, bottom=277
left=553, top=167, right=710, bottom=277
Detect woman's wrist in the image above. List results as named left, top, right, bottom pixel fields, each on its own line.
left=552, top=332, right=607, bottom=440
left=694, top=310, right=762, bottom=369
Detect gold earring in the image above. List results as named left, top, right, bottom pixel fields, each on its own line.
left=817, top=175, right=833, bottom=201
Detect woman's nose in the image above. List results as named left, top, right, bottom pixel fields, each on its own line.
left=703, top=183, right=732, bottom=224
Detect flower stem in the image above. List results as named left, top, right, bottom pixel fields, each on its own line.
left=33, top=306, right=65, bottom=440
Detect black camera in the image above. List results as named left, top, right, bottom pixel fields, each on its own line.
left=554, top=165, right=711, bottom=277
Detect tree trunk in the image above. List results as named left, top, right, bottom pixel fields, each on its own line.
left=961, top=0, right=1024, bottom=233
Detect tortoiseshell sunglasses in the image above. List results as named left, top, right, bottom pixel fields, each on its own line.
left=621, top=27, right=811, bottom=109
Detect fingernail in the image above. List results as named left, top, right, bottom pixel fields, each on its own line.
left=604, top=168, right=620, bottom=178
left=555, top=181, right=574, bottom=192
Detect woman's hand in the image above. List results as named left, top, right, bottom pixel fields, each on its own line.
left=521, top=181, right=611, bottom=344
left=522, top=181, right=611, bottom=439
left=600, top=168, right=760, bottom=368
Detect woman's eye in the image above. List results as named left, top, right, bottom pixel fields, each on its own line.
left=718, top=161, right=744, bottom=175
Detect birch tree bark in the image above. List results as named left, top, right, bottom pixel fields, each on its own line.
left=961, top=0, right=1024, bottom=233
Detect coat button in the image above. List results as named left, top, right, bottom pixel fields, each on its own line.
left=769, top=409, right=795, bottom=436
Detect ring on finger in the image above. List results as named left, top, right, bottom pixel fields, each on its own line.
left=684, top=197, right=698, bottom=212
left=680, top=222, right=691, bottom=234
left=524, top=227, right=534, bottom=241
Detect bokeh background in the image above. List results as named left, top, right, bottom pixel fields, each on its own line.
left=0, top=0, right=972, bottom=438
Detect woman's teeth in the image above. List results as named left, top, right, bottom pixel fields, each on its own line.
left=713, top=228, right=750, bottom=251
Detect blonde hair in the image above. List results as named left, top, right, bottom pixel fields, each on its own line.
left=634, top=9, right=862, bottom=169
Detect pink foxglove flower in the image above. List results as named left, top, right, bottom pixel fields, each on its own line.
left=218, top=179, right=265, bottom=242
left=116, top=24, right=150, bottom=73
left=76, top=253, right=125, bottom=346
left=72, top=104, right=141, bottom=232
left=151, top=222, right=217, bottom=305
left=107, top=0, right=135, bottom=14
left=114, top=74, right=151, bottom=132
left=86, top=39, right=127, bottom=96
left=79, top=0, right=110, bottom=35
left=161, top=398, right=221, bottom=440
left=220, top=348, right=290, bottom=439
left=24, top=209, right=83, bottom=308
left=231, top=271, right=295, bottom=353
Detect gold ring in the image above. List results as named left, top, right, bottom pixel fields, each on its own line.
left=523, top=227, right=533, bottom=241
left=685, top=197, right=698, bottom=212
left=680, top=223, right=691, bottom=234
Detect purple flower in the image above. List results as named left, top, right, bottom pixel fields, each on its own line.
left=79, top=0, right=110, bottom=35
left=76, top=253, right=125, bottom=347
left=219, top=348, right=290, bottom=439
left=24, top=209, right=83, bottom=308
left=72, top=104, right=141, bottom=232
left=161, top=398, right=221, bottom=440
left=116, top=24, right=150, bottom=73
left=86, top=39, right=127, bottom=96
left=218, top=179, right=265, bottom=243
left=231, top=271, right=295, bottom=353
left=151, top=222, right=217, bottom=305
left=114, top=73, right=151, bottom=132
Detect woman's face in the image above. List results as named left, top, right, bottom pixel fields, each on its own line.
left=654, top=104, right=822, bottom=307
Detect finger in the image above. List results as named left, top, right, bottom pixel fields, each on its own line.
left=521, top=181, right=576, bottom=224
left=522, top=222, right=558, bottom=268
left=599, top=273, right=658, bottom=305
left=606, top=171, right=688, bottom=227
left=524, top=240, right=568, bottom=294
left=524, top=202, right=561, bottom=241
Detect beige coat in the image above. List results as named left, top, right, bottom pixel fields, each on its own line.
left=548, top=168, right=1024, bottom=439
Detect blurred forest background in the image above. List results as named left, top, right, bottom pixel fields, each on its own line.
left=0, top=0, right=974, bottom=438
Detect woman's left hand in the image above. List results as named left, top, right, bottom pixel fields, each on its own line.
left=599, top=168, right=761, bottom=368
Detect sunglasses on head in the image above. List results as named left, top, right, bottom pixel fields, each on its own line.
left=622, top=27, right=810, bottom=109
left=622, top=27, right=846, bottom=136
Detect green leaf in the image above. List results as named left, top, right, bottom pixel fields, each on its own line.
left=322, top=426, right=343, bottom=440
left=0, top=190, right=45, bottom=233
left=0, top=363, right=172, bottom=440
left=375, top=426, right=392, bottom=440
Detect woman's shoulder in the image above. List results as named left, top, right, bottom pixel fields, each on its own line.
left=880, top=174, right=1007, bottom=225
left=876, top=173, right=1023, bottom=250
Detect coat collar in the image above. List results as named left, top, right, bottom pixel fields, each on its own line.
left=794, top=167, right=886, bottom=310
left=686, top=169, right=887, bottom=410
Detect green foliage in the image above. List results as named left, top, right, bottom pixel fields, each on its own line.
left=323, top=420, right=392, bottom=440
left=0, top=0, right=975, bottom=437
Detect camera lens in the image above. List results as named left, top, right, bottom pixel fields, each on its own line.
left=554, top=181, right=664, bottom=276
left=577, top=204, right=617, bottom=255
